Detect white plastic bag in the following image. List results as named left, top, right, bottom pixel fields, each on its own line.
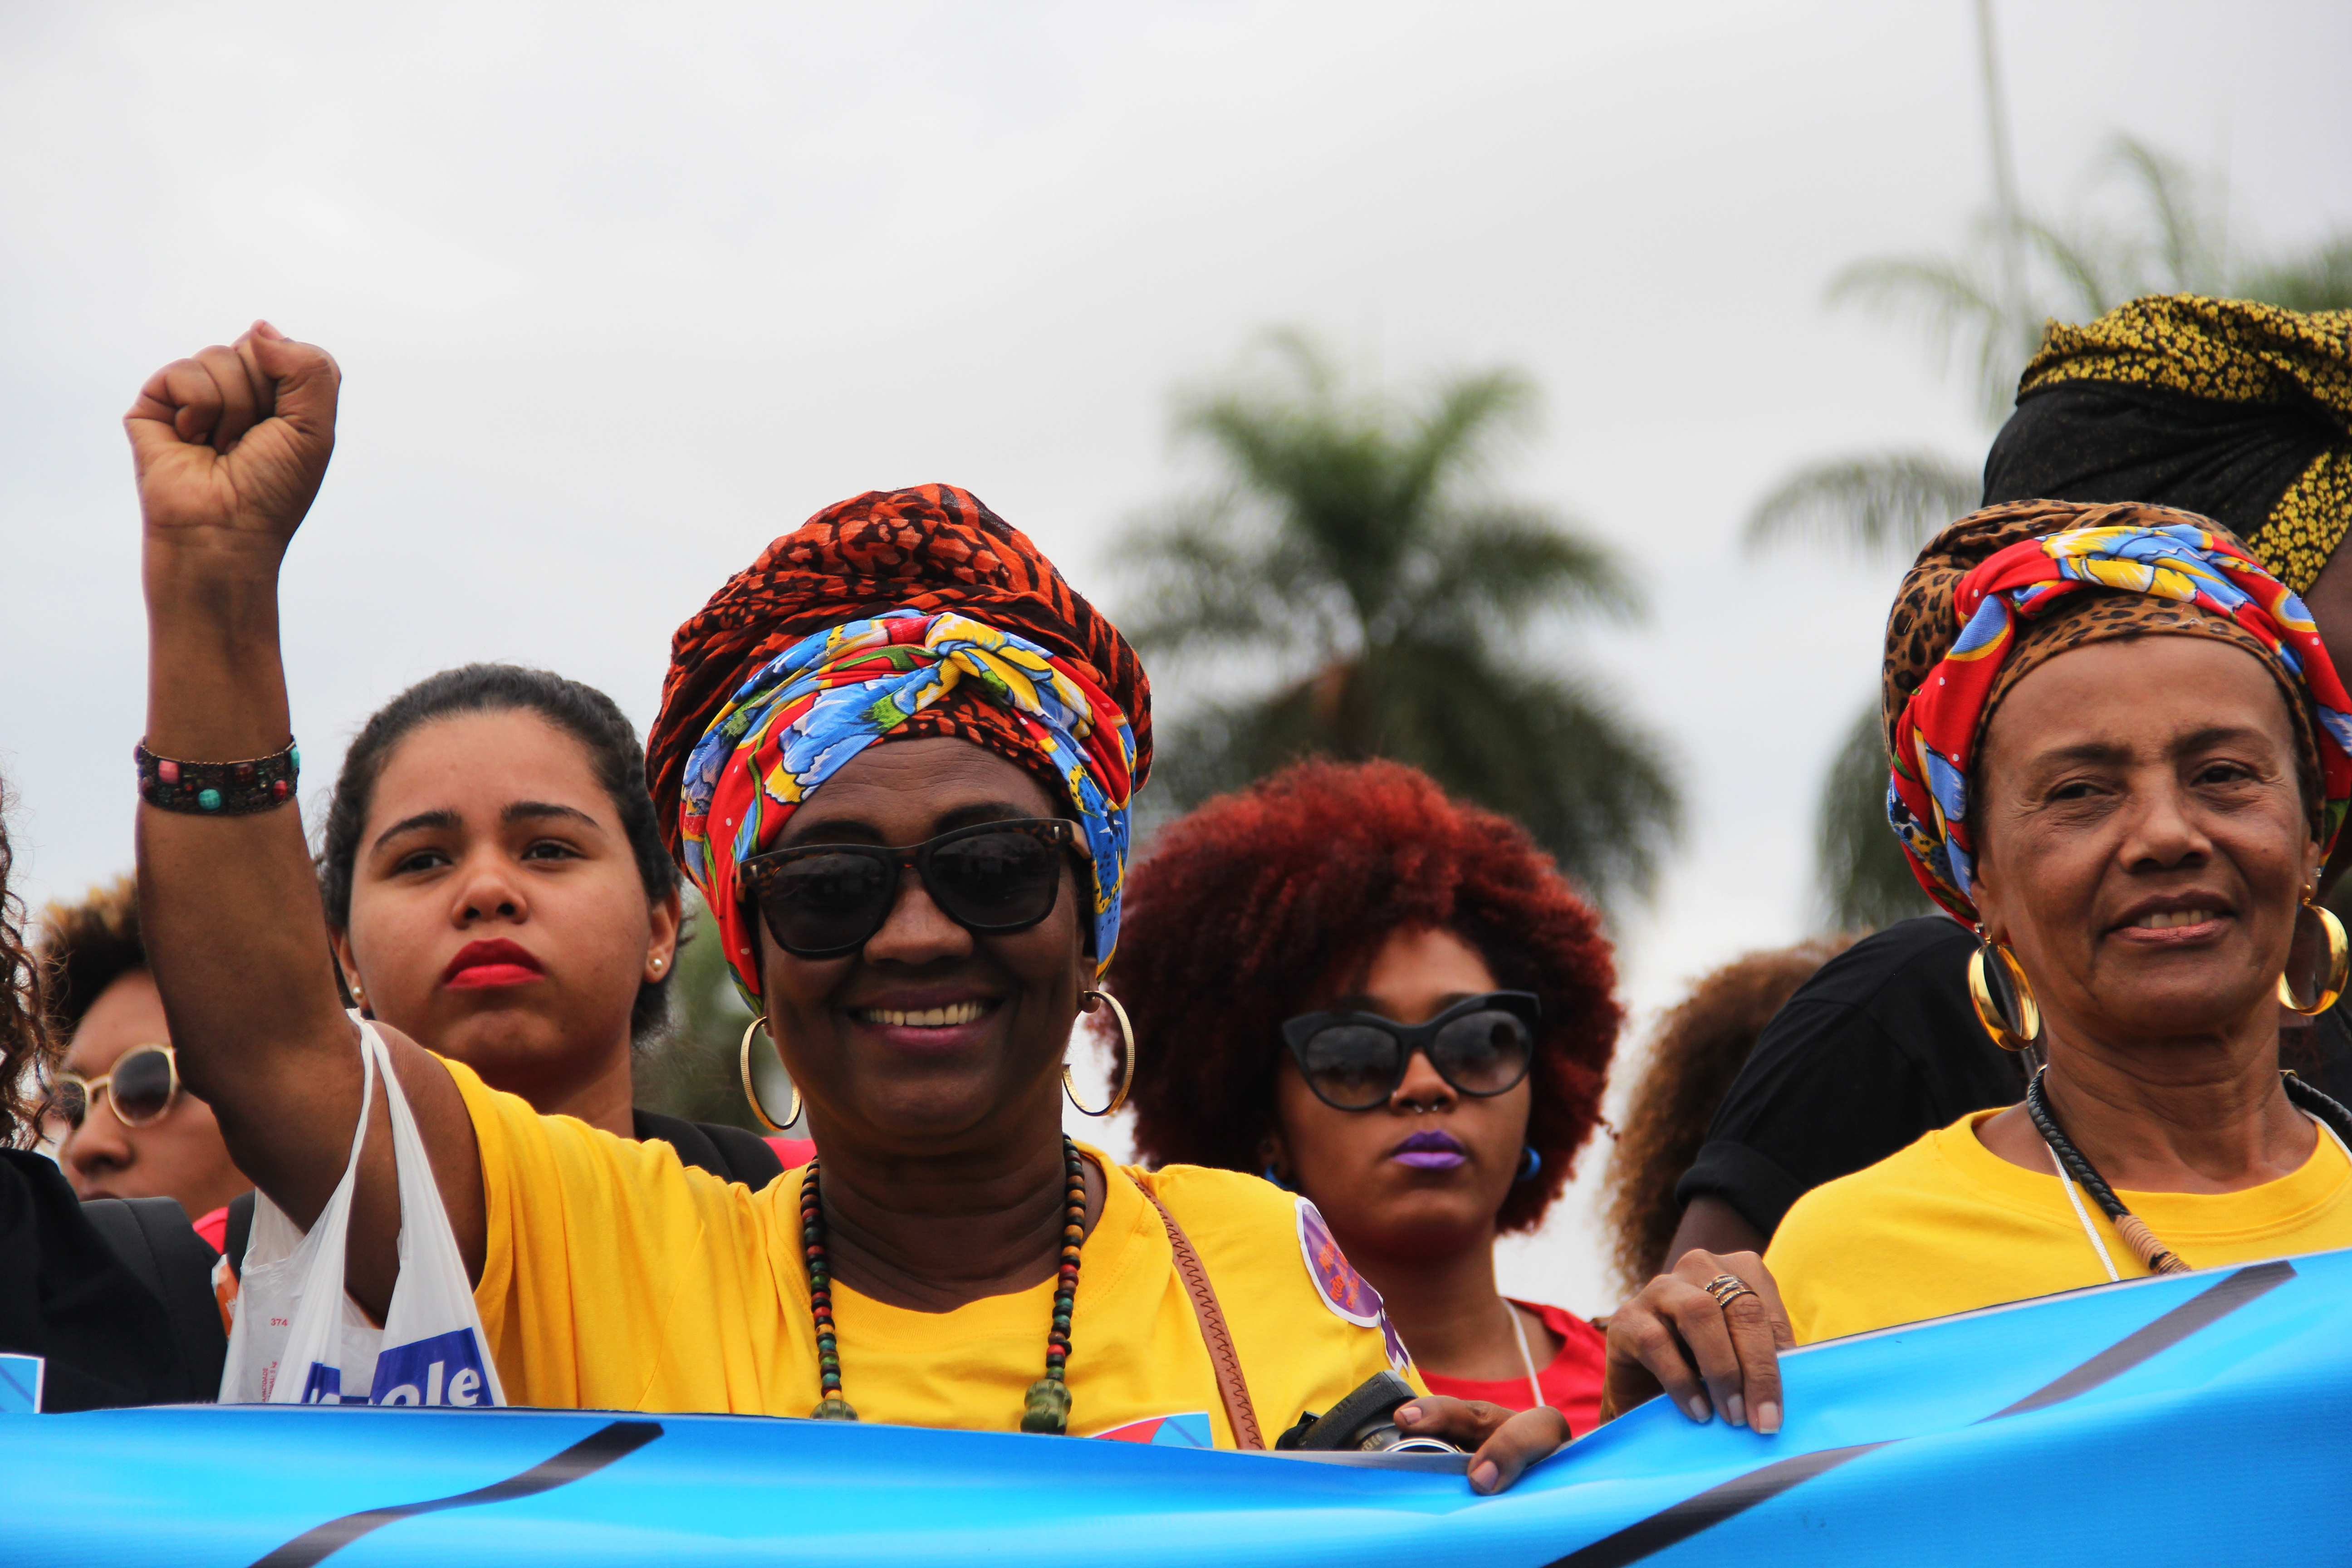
left=220, top=1015, right=505, bottom=1408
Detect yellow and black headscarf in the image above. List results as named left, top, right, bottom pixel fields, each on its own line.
left=1982, top=296, right=2352, bottom=593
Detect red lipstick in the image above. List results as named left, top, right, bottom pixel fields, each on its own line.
left=442, top=938, right=545, bottom=990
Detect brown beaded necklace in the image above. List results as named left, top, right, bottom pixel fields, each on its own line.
left=799, top=1136, right=1089, bottom=1433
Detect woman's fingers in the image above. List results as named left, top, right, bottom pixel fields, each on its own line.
left=1600, top=1250, right=1792, bottom=1433
left=128, top=354, right=227, bottom=450
left=1392, top=1392, right=1509, bottom=1449
left=1390, top=1397, right=1568, bottom=1494
left=1465, top=1406, right=1570, bottom=1494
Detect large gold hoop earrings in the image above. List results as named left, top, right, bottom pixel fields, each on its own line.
left=740, top=1015, right=803, bottom=1133
left=1065, top=990, right=1136, bottom=1117
left=1967, top=931, right=2043, bottom=1052
left=2279, top=889, right=2349, bottom=1015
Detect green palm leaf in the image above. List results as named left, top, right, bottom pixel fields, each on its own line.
left=1744, top=451, right=1981, bottom=560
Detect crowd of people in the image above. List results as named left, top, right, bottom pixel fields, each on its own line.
left=0, top=292, right=2346, bottom=1498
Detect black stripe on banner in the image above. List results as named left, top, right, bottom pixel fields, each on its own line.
left=1983, top=1259, right=2294, bottom=1419
left=248, top=1419, right=664, bottom=1568
left=1543, top=1261, right=2297, bottom=1568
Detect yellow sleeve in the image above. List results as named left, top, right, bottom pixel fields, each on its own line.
left=1147, top=1167, right=1423, bottom=1434
left=450, top=1058, right=788, bottom=1412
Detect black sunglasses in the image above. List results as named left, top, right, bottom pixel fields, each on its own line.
left=740, top=818, right=1079, bottom=959
left=1280, top=991, right=1540, bottom=1112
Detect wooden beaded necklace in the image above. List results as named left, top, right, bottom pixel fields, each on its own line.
left=798, top=1136, right=1090, bottom=1433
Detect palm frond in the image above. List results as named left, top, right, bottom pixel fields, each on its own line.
left=1744, top=451, right=1980, bottom=559
left=1154, top=639, right=1680, bottom=907
left=2238, top=234, right=2352, bottom=312
left=1113, top=500, right=1339, bottom=661
left=1829, top=248, right=2025, bottom=421
left=1389, top=508, right=1641, bottom=645
left=1390, top=370, right=1539, bottom=522
left=2100, top=134, right=2225, bottom=296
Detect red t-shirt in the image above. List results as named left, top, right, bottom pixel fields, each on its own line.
left=191, top=1204, right=230, bottom=1254
left=1415, top=1299, right=1605, bottom=1436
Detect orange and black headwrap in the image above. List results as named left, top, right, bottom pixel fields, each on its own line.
left=645, top=485, right=1152, bottom=999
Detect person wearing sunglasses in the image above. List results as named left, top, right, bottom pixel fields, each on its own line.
left=127, top=330, right=1562, bottom=1487
left=1112, top=758, right=1623, bottom=1435
left=0, top=789, right=220, bottom=1409
left=38, top=877, right=250, bottom=1237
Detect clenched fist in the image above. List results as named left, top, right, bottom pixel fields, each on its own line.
left=127, top=322, right=340, bottom=566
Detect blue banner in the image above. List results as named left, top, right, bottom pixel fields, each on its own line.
left=2, top=1248, right=2346, bottom=1565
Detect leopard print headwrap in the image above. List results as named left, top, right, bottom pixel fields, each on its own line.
left=1882, top=500, right=2352, bottom=921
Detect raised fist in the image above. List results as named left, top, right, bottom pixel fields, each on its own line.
left=126, top=322, right=340, bottom=563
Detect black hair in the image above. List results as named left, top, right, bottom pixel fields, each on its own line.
left=318, top=664, right=679, bottom=1044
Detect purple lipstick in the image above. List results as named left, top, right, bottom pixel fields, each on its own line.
left=1390, top=1129, right=1468, bottom=1170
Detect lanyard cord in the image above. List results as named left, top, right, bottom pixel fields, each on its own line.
left=2037, top=1067, right=2352, bottom=1281
left=1505, top=1299, right=1548, bottom=1412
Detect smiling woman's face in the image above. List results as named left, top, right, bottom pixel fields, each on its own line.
left=1973, top=634, right=2320, bottom=1049
left=753, top=737, right=1089, bottom=1157
left=1266, top=926, right=1531, bottom=1268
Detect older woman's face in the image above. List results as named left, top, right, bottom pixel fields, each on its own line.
left=1974, top=636, right=2320, bottom=1045
left=756, top=737, right=1087, bottom=1154
left=1268, top=926, right=1532, bottom=1266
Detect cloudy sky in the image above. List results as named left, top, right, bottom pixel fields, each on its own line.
left=4, top=0, right=2348, bottom=1310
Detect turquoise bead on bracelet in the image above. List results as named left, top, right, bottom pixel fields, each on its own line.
left=134, top=738, right=300, bottom=816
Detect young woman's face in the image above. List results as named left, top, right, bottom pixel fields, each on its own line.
left=52, top=969, right=249, bottom=1219
left=1267, top=926, right=1533, bottom=1266
left=754, top=737, right=1089, bottom=1158
left=335, top=710, right=678, bottom=1107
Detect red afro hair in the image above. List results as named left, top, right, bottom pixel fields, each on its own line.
left=1106, top=757, right=1621, bottom=1233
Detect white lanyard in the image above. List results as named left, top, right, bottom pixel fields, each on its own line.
left=1505, top=1300, right=1548, bottom=1411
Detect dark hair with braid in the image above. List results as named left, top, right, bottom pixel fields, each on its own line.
left=0, top=783, right=54, bottom=1146
left=317, top=664, right=679, bottom=1043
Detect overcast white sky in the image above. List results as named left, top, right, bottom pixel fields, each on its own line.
left=4, top=0, right=2349, bottom=1312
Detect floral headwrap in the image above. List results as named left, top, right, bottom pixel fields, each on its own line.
left=645, top=485, right=1151, bottom=1000
left=1884, top=500, right=2352, bottom=923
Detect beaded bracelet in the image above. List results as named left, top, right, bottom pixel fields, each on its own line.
left=135, top=738, right=300, bottom=816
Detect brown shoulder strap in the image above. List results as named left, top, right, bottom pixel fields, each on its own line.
left=1138, top=1184, right=1264, bottom=1450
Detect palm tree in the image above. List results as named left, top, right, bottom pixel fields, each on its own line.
left=1753, top=134, right=2352, bottom=928
left=1119, top=333, right=1680, bottom=907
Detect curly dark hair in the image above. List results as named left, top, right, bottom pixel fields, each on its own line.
left=0, top=785, right=53, bottom=1147
left=1599, top=936, right=1854, bottom=1295
left=35, top=874, right=143, bottom=1042
left=316, top=663, right=680, bottom=1044
left=1108, top=758, right=1621, bottom=1233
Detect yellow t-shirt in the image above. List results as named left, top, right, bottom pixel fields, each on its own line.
left=1768, top=1108, right=2352, bottom=1345
left=448, top=1061, right=1414, bottom=1441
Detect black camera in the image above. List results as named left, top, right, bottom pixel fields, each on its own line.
left=1274, top=1370, right=1465, bottom=1455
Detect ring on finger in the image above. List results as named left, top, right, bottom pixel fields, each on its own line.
left=1703, top=1272, right=1758, bottom=1310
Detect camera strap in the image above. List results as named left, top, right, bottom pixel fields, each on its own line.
left=1139, top=1184, right=1264, bottom=1450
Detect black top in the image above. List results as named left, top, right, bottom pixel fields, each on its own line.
left=1675, top=916, right=2352, bottom=1238
left=225, top=1109, right=784, bottom=1278
left=629, top=1110, right=788, bottom=1189
left=0, top=1150, right=218, bottom=1410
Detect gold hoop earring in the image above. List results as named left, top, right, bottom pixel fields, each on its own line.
left=1065, top=990, right=1136, bottom=1117
left=1967, top=930, right=2042, bottom=1051
left=740, top=1015, right=803, bottom=1133
left=2279, top=886, right=2349, bottom=1015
